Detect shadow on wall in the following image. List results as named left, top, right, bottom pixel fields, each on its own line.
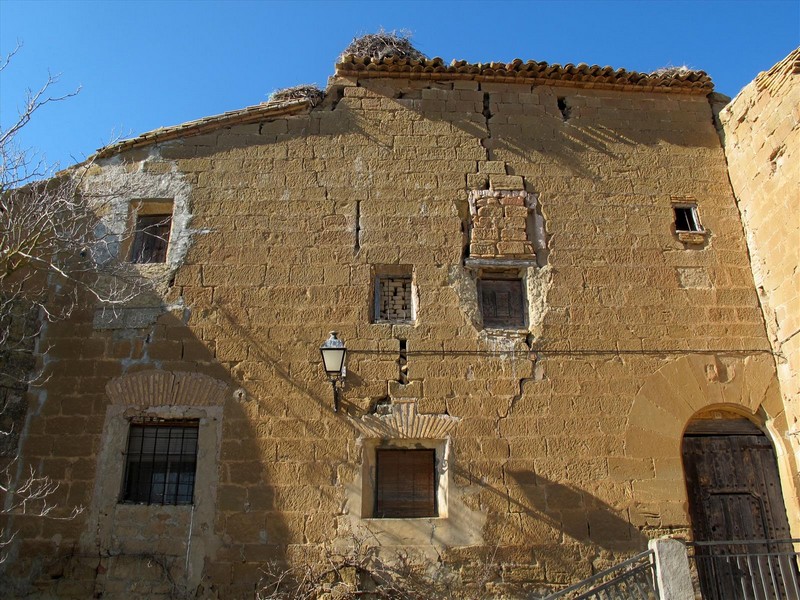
left=504, top=470, right=647, bottom=551
left=142, top=310, right=294, bottom=598
left=377, top=79, right=720, bottom=171
left=3, top=293, right=291, bottom=597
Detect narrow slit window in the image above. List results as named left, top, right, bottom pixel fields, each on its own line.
left=130, top=214, right=172, bottom=263
left=398, top=339, right=409, bottom=384
left=557, top=97, right=571, bottom=120
left=674, top=205, right=702, bottom=233
left=375, top=449, right=436, bottom=518
left=121, top=419, right=199, bottom=505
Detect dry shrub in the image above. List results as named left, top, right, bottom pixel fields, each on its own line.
left=257, top=537, right=501, bottom=599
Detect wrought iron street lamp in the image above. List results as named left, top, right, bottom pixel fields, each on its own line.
left=320, top=331, right=347, bottom=412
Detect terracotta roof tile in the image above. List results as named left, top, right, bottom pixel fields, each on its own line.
left=336, top=55, right=713, bottom=94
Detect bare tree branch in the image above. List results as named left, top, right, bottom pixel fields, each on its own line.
left=0, top=46, right=139, bottom=566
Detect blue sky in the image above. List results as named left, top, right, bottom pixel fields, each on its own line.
left=1, top=0, right=798, bottom=171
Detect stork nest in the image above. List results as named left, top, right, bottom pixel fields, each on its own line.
left=269, top=85, right=325, bottom=106
left=650, top=65, right=694, bottom=77
left=342, top=30, right=426, bottom=61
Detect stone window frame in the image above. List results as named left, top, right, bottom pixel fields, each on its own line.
left=84, top=371, right=229, bottom=583
left=371, top=264, right=417, bottom=324
left=345, top=400, right=486, bottom=548
left=350, top=399, right=458, bottom=522
left=100, top=371, right=227, bottom=507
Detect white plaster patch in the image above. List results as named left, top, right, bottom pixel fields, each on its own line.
left=676, top=267, right=712, bottom=289
left=527, top=264, right=553, bottom=339
left=447, top=265, right=480, bottom=329
left=82, top=150, right=197, bottom=269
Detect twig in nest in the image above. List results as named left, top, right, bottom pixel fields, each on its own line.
left=268, top=85, right=325, bottom=107
left=342, top=29, right=427, bottom=61
left=650, top=64, right=695, bottom=77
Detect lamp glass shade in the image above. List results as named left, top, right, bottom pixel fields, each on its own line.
left=320, top=332, right=346, bottom=376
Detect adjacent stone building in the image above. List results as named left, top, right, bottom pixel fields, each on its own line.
left=1, top=44, right=798, bottom=598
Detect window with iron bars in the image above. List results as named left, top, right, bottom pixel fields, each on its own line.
left=121, top=418, right=198, bottom=505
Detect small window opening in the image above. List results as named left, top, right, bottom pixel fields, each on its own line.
left=480, top=277, right=526, bottom=328
left=557, top=97, right=571, bottom=121
left=354, top=200, right=362, bottom=253
left=398, top=339, right=409, bottom=384
left=674, top=205, right=702, bottom=233
left=375, top=449, right=436, bottom=518
left=121, top=418, right=198, bottom=505
left=374, top=268, right=414, bottom=323
left=131, top=214, right=172, bottom=263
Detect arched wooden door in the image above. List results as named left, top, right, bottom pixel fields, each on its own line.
left=682, top=417, right=799, bottom=599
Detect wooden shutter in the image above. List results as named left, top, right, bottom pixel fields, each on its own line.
left=131, top=214, right=172, bottom=263
left=481, top=279, right=525, bottom=328
left=375, top=449, right=436, bottom=518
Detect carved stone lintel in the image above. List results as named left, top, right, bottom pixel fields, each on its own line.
left=353, top=398, right=459, bottom=439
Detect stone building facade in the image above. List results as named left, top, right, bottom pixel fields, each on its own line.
left=1, top=48, right=798, bottom=598
left=717, top=50, right=800, bottom=439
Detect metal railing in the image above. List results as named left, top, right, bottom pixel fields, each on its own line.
left=544, top=549, right=659, bottom=600
left=687, top=538, right=800, bottom=600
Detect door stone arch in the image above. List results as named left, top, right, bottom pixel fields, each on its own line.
left=623, top=354, right=799, bottom=536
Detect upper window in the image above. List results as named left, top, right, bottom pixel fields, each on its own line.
left=375, top=449, right=436, bottom=518
left=121, top=419, right=198, bottom=505
left=130, top=213, right=172, bottom=263
left=373, top=265, right=415, bottom=323
left=480, top=277, right=526, bottom=328
left=674, top=205, right=702, bottom=233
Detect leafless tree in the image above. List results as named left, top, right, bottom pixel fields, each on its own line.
left=0, top=44, right=142, bottom=564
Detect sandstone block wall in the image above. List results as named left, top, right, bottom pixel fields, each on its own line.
left=1, top=65, right=794, bottom=599
left=718, top=49, right=800, bottom=444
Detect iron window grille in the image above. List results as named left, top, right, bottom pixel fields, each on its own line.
left=130, top=214, right=172, bottom=263
left=121, top=418, right=199, bottom=505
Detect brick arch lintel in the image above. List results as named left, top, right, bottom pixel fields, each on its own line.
left=625, top=353, right=784, bottom=459
left=106, top=370, right=230, bottom=408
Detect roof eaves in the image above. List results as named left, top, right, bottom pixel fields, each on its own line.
left=335, top=55, right=714, bottom=94
left=93, top=98, right=312, bottom=160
